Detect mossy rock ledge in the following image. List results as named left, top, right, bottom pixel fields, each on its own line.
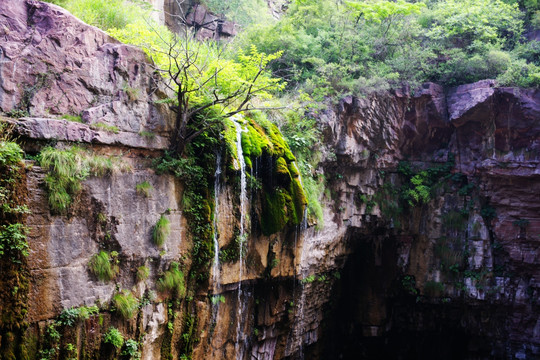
left=223, top=114, right=307, bottom=236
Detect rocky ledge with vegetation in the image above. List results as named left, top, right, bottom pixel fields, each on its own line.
left=0, top=0, right=539, bottom=359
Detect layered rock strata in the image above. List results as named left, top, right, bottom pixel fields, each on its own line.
left=0, top=1, right=539, bottom=360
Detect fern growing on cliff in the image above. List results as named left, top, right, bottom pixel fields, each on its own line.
left=103, top=327, right=124, bottom=348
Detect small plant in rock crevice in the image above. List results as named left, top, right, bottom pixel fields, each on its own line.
left=103, top=327, right=124, bottom=348
left=58, top=305, right=99, bottom=326
left=513, top=218, right=530, bottom=229
left=401, top=275, right=418, bottom=295
left=90, top=122, right=120, bottom=133
left=88, top=250, right=119, bottom=282
left=61, top=114, right=83, bottom=123
left=210, top=294, right=226, bottom=305
left=139, top=130, right=156, bottom=139
left=136, top=265, right=150, bottom=282
left=424, top=280, right=445, bottom=297
left=152, top=215, right=170, bottom=247
left=481, top=205, right=497, bottom=221
left=157, top=262, right=186, bottom=298
left=112, top=290, right=139, bottom=319
left=122, top=339, right=141, bottom=359
left=136, top=181, right=153, bottom=197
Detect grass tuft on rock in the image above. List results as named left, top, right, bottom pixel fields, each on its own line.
left=88, top=250, right=119, bottom=282
left=40, top=146, right=131, bottom=213
left=157, top=262, right=185, bottom=298
left=112, top=290, right=139, bottom=319
left=152, top=215, right=170, bottom=247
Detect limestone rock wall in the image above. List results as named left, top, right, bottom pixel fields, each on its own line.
left=306, top=81, right=540, bottom=360
left=0, top=1, right=539, bottom=360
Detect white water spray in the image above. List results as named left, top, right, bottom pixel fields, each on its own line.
left=233, top=119, right=248, bottom=360
left=211, top=152, right=222, bottom=303
left=287, top=207, right=310, bottom=358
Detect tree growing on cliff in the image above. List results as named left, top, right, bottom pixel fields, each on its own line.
left=109, top=19, right=283, bottom=154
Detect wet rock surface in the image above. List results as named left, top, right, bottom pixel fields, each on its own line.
left=0, top=1, right=539, bottom=359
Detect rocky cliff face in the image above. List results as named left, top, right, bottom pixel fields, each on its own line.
left=311, top=81, right=540, bottom=359
left=0, top=1, right=539, bottom=360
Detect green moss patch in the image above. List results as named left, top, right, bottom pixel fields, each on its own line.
left=221, top=113, right=308, bottom=236
left=0, top=136, right=29, bottom=360
left=261, top=189, right=290, bottom=235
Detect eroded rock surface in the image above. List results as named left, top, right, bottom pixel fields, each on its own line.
left=309, top=80, right=540, bottom=360
left=0, top=0, right=174, bottom=136
left=0, top=1, right=539, bottom=359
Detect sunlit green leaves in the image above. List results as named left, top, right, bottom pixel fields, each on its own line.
left=346, top=0, right=425, bottom=23
left=426, top=0, right=523, bottom=48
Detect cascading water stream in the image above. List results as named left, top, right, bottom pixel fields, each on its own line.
left=233, top=119, right=248, bottom=360
left=211, top=152, right=222, bottom=316
left=286, top=207, right=310, bottom=358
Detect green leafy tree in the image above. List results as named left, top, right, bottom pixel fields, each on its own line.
left=109, top=20, right=283, bottom=154
left=425, top=0, right=523, bottom=49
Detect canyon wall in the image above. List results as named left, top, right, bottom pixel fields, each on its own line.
left=0, top=1, right=539, bottom=359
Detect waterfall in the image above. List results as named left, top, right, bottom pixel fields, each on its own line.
left=287, top=207, right=310, bottom=358
left=233, top=119, right=248, bottom=360
left=211, top=152, right=222, bottom=314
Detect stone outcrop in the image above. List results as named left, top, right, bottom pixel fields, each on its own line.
left=8, top=117, right=170, bottom=150
left=0, top=0, right=174, bottom=137
left=148, top=0, right=240, bottom=40
left=307, top=80, right=540, bottom=360
left=185, top=4, right=239, bottom=40
left=0, top=1, right=539, bottom=360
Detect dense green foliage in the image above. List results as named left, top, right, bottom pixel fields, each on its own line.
left=201, top=0, right=273, bottom=26
left=230, top=113, right=308, bottom=234
left=274, top=105, right=324, bottom=225
left=397, top=154, right=455, bottom=207
left=241, top=0, right=540, bottom=95
left=0, top=124, right=30, bottom=360
left=153, top=141, right=215, bottom=278
left=45, top=0, right=150, bottom=30
left=109, top=18, right=284, bottom=154
left=0, top=140, right=29, bottom=255
left=0, top=223, right=29, bottom=261
left=0, top=138, right=29, bottom=261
